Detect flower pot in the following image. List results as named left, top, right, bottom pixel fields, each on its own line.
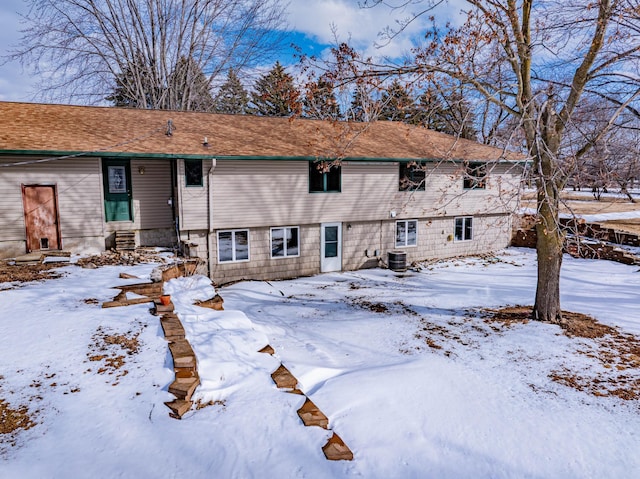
left=160, top=294, right=171, bottom=306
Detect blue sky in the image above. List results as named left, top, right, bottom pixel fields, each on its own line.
left=0, top=0, right=465, bottom=102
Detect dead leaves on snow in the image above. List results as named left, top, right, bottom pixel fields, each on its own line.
left=86, top=325, right=142, bottom=385
left=482, top=306, right=640, bottom=401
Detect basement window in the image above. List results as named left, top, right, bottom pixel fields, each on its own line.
left=396, top=220, right=418, bottom=247
left=455, top=217, right=473, bottom=241
left=217, top=230, right=249, bottom=262
left=271, top=226, right=300, bottom=258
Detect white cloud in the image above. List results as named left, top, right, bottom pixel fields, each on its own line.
left=286, top=0, right=467, bottom=61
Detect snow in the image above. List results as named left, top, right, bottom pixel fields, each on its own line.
left=577, top=209, right=640, bottom=223
left=520, top=207, right=640, bottom=223
left=1, top=249, right=640, bottom=478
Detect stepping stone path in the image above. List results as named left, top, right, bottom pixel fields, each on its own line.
left=151, top=299, right=200, bottom=419
left=103, top=264, right=203, bottom=419
left=103, top=267, right=354, bottom=458
left=260, top=345, right=354, bottom=461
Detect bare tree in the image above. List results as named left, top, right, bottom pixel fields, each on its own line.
left=351, top=0, right=640, bottom=323
left=9, top=0, right=287, bottom=108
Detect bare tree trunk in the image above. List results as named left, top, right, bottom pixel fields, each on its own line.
left=531, top=102, right=565, bottom=323
left=533, top=184, right=563, bottom=322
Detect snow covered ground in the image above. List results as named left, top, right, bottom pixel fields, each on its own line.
left=1, top=248, right=639, bottom=478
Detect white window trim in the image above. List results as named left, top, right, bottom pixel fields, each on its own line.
left=454, top=217, right=473, bottom=241
left=395, top=219, right=418, bottom=248
left=217, top=229, right=250, bottom=263
left=270, top=226, right=301, bottom=259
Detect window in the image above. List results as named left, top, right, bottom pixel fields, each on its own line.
left=455, top=217, right=473, bottom=241
left=271, top=227, right=300, bottom=258
left=399, top=161, right=426, bottom=191
left=309, top=161, right=341, bottom=192
left=396, top=220, right=418, bottom=247
left=217, top=230, right=249, bottom=262
left=185, top=159, right=203, bottom=186
left=107, top=166, right=127, bottom=193
left=463, top=162, right=486, bottom=190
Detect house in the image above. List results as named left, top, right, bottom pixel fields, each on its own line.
left=0, top=102, right=523, bottom=283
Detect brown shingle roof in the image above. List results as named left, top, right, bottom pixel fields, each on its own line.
left=0, top=101, right=521, bottom=161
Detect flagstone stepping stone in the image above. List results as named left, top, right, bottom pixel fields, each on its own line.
left=169, top=375, right=200, bottom=401
left=258, top=344, right=275, bottom=355
left=168, top=340, right=197, bottom=370
left=270, top=364, right=298, bottom=390
left=322, top=433, right=353, bottom=461
left=297, top=398, right=329, bottom=429
left=152, top=301, right=175, bottom=315
left=119, top=272, right=139, bottom=279
left=160, top=315, right=185, bottom=341
left=175, top=368, right=197, bottom=379
left=102, top=297, right=156, bottom=308
left=118, top=282, right=163, bottom=294
left=266, top=356, right=352, bottom=460
left=165, top=399, right=192, bottom=419
left=194, top=294, right=224, bottom=310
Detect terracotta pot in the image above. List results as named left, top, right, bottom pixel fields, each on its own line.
left=160, top=294, right=171, bottom=306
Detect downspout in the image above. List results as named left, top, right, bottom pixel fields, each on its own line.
left=170, top=159, right=178, bottom=250
left=207, top=159, right=217, bottom=279
left=175, top=159, right=185, bottom=251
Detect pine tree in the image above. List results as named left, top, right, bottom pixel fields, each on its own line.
left=303, top=77, right=341, bottom=120
left=416, top=88, right=477, bottom=140
left=347, top=86, right=377, bottom=122
left=249, top=62, right=301, bottom=117
left=378, top=80, right=418, bottom=123
left=106, top=51, right=159, bottom=108
left=107, top=54, right=215, bottom=111
left=168, top=56, right=215, bottom=112
left=213, top=69, right=249, bottom=114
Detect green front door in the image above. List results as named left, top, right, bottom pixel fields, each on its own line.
left=102, top=159, right=133, bottom=222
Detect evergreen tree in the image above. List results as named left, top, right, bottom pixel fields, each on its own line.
left=249, top=62, right=301, bottom=116
left=106, top=51, right=159, bottom=108
left=303, top=77, right=341, bottom=120
left=107, top=54, right=215, bottom=111
left=168, top=56, right=215, bottom=112
left=414, top=89, right=449, bottom=131
left=378, top=80, right=418, bottom=123
left=416, top=88, right=477, bottom=140
left=213, top=69, right=250, bottom=114
left=347, top=86, right=377, bottom=122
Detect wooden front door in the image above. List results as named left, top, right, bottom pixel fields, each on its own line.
left=22, top=185, right=61, bottom=252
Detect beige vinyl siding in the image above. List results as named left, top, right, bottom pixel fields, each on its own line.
left=211, top=160, right=521, bottom=230
left=211, top=160, right=399, bottom=228
left=177, top=159, right=209, bottom=230
left=0, top=156, right=104, bottom=246
left=391, top=161, right=521, bottom=218
left=210, top=225, right=320, bottom=284
left=105, top=159, right=174, bottom=234
left=131, top=160, right=174, bottom=229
